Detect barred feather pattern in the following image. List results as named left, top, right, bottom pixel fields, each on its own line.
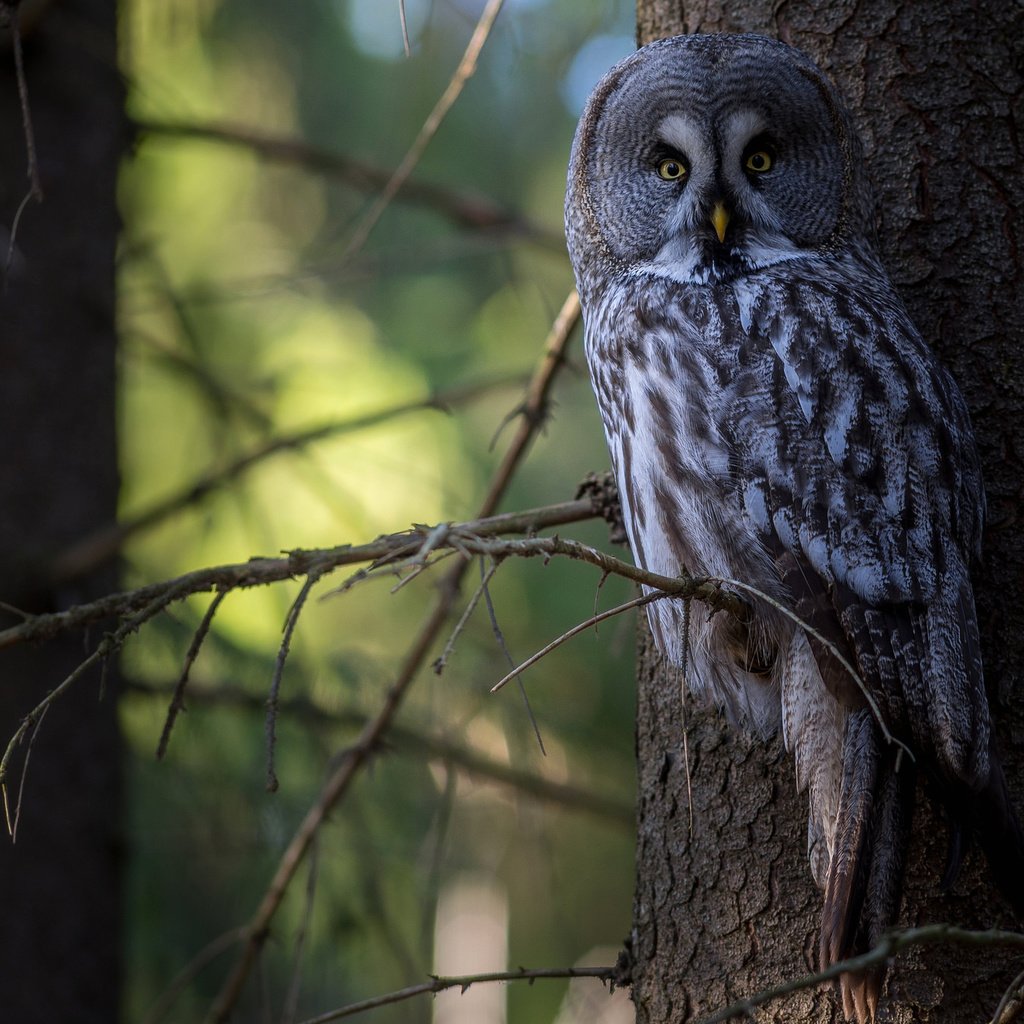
left=583, top=247, right=989, bottom=767
left=566, top=34, right=1023, bottom=1023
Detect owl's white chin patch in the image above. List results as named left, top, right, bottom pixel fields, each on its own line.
left=640, top=232, right=807, bottom=285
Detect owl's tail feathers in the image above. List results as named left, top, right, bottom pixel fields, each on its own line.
left=819, top=708, right=915, bottom=1024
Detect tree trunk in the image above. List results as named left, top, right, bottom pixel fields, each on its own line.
left=0, top=2, right=123, bottom=1020
left=631, top=2, right=1024, bottom=1021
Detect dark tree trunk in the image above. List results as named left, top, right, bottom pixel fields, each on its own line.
left=631, top=2, right=1024, bottom=1021
left=0, top=2, right=122, bottom=1020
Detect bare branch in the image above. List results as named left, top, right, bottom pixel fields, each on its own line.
left=341, top=0, right=506, bottom=262
left=696, top=925, right=1024, bottom=1024
left=491, top=590, right=669, bottom=693
left=0, top=498, right=600, bottom=651
left=297, top=965, right=615, bottom=1024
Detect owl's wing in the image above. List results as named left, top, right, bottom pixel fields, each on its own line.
left=726, top=273, right=1022, bottom=1020
left=727, top=273, right=986, bottom=772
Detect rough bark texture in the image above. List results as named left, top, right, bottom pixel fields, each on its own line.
left=632, top=2, right=1024, bottom=1021
left=0, top=3, right=123, bottom=1020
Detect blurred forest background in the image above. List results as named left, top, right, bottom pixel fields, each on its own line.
left=112, top=0, right=640, bottom=1021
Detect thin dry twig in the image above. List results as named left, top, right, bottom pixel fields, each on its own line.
left=490, top=590, right=670, bottom=694
left=281, top=838, right=320, bottom=1024
left=3, top=7, right=44, bottom=284
left=266, top=572, right=323, bottom=792
left=696, top=924, right=1024, bottom=1024
left=433, top=559, right=500, bottom=674
left=297, top=965, right=615, bottom=1024
left=156, top=589, right=228, bottom=759
left=398, top=0, right=411, bottom=57
left=7, top=702, right=47, bottom=842
left=0, top=578, right=196, bottom=817
left=340, top=0, right=506, bottom=262
left=479, top=555, right=546, bottom=754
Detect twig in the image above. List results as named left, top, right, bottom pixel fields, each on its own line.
left=281, top=838, right=320, bottom=1024
left=491, top=591, right=670, bottom=693
left=478, top=290, right=580, bottom=513
left=8, top=702, right=47, bottom=842
left=479, top=555, right=546, bottom=754
left=0, top=578, right=195, bottom=810
left=3, top=8, right=43, bottom=285
left=10, top=12, right=41, bottom=201
left=156, top=589, right=228, bottom=759
left=296, top=965, right=615, bottom=1024
left=202, top=279, right=581, bottom=1023
left=398, top=0, right=411, bottom=57
left=340, top=0, right=506, bottom=262
left=266, top=572, right=322, bottom=792
left=695, top=924, right=1024, bottom=1024
left=48, top=375, right=523, bottom=585
left=433, top=560, right=499, bottom=674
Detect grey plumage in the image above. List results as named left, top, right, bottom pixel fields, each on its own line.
left=565, top=33, right=1022, bottom=1022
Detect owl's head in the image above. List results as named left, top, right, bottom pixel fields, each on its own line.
left=565, top=34, right=875, bottom=287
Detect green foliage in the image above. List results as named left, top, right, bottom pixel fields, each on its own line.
left=119, top=1, right=639, bottom=1021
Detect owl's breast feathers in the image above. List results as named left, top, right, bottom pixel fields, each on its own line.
left=585, top=254, right=990, bottom=776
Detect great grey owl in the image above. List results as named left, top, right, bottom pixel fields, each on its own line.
left=565, top=33, right=1023, bottom=1022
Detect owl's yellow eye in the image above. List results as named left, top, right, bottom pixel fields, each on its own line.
left=745, top=150, right=773, bottom=173
left=656, top=158, right=687, bottom=181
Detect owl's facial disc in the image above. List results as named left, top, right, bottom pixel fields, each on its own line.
left=647, top=109, right=807, bottom=284
left=565, top=35, right=870, bottom=289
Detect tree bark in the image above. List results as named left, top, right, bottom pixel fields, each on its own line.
left=631, top=2, right=1024, bottom=1021
left=0, top=3, right=123, bottom=1020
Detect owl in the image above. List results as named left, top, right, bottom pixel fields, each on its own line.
left=565, top=33, right=1024, bottom=1022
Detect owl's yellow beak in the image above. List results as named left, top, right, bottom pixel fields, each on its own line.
left=711, top=202, right=730, bottom=244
